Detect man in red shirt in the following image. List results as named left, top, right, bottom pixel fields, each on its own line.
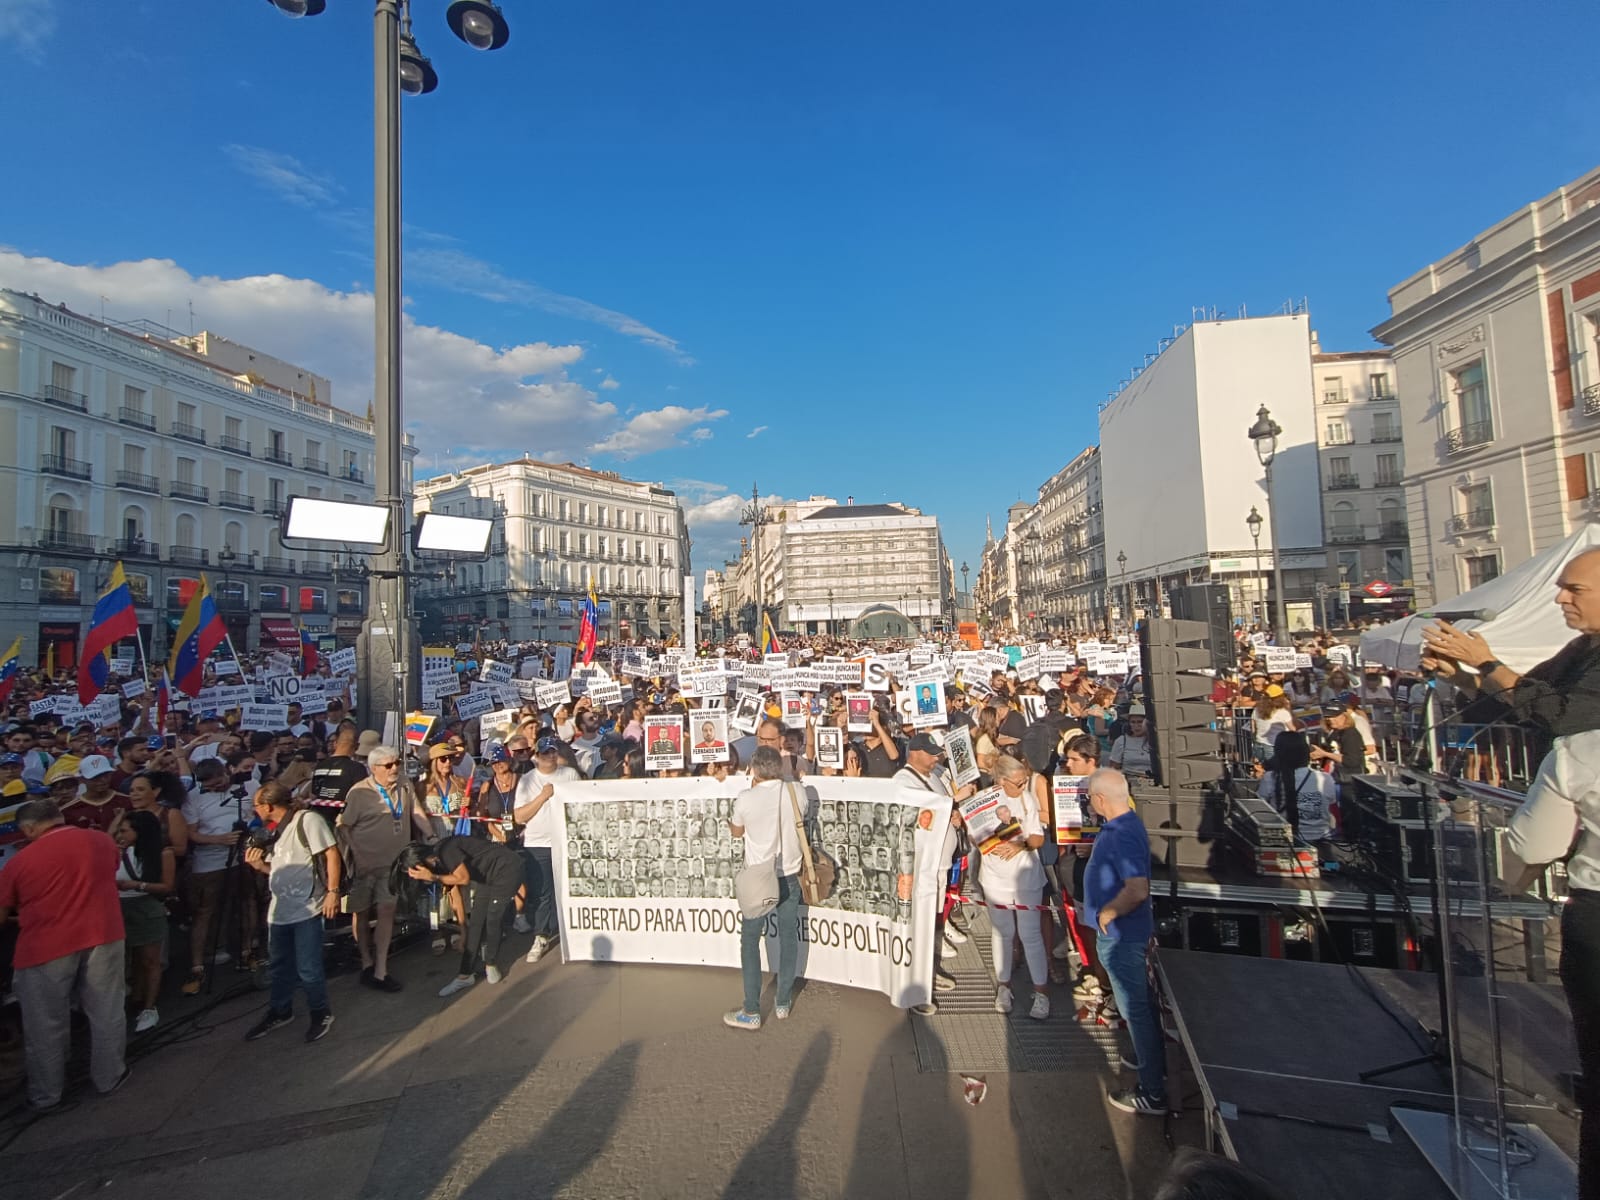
left=0, top=799, right=129, bottom=1113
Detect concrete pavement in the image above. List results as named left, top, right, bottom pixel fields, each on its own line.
left=0, top=928, right=1198, bottom=1199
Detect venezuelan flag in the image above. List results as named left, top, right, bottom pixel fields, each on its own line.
left=155, top=667, right=170, bottom=730
left=300, top=624, right=319, bottom=675
left=168, top=575, right=226, bottom=698
left=78, top=562, right=140, bottom=704
left=577, top=576, right=599, bottom=665
left=0, top=636, right=21, bottom=705
left=761, top=612, right=781, bottom=655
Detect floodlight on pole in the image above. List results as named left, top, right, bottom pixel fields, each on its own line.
left=413, top=512, right=494, bottom=555
left=282, top=497, right=391, bottom=547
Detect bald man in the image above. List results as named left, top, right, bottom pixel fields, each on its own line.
left=1421, top=547, right=1600, bottom=741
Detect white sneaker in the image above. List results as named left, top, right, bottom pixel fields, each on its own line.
left=513, top=914, right=532, bottom=934
left=525, top=936, right=549, bottom=964
left=438, top=975, right=476, bottom=998
left=940, top=936, right=959, bottom=959
left=134, top=1008, right=159, bottom=1033
left=943, top=925, right=968, bottom=945
left=485, top=964, right=503, bottom=985
left=995, top=985, right=1014, bottom=1015
left=1029, top=992, right=1051, bottom=1021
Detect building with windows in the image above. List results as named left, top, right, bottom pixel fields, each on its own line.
left=1373, top=165, right=1600, bottom=607
left=723, top=496, right=951, bottom=637
left=1309, top=340, right=1411, bottom=623
left=1032, top=448, right=1106, bottom=634
left=411, top=457, right=692, bottom=643
left=0, top=289, right=396, bottom=664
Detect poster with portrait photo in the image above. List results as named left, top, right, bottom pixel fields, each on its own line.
left=644, top=714, right=685, bottom=772
left=845, top=691, right=873, bottom=734
left=815, top=725, right=845, bottom=771
left=944, top=725, right=979, bottom=788
left=782, top=693, right=807, bottom=723
left=730, top=690, right=764, bottom=734
left=688, top=708, right=730, bottom=764
left=908, top=679, right=948, bottom=729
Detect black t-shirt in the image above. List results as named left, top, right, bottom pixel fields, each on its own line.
left=863, top=740, right=900, bottom=779
left=309, top=756, right=368, bottom=809
left=1333, top=726, right=1367, bottom=781
left=436, top=835, right=523, bottom=891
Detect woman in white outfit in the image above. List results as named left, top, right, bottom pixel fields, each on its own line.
left=981, top=755, right=1051, bottom=1020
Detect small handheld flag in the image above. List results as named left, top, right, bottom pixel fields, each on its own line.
left=578, top=577, right=599, bottom=665
left=0, top=637, right=21, bottom=706
left=168, top=576, right=227, bottom=698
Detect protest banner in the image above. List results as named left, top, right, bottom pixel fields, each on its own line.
left=644, top=714, right=685, bottom=772
left=687, top=709, right=729, bottom=764
left=551, top=776, right=949, bottom=1008
left=944, top=725, right=979, bottom=787
left=241, top=703, right=290, bottom=732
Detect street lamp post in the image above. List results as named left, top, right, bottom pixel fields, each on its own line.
left=1116, top=549, right=1128, bottom=634
left=960, top=560, right=970, bottom=618
left=739, top=484, right=770, bottom=639
left=1247, top=404, right=1290, bottom=638
left=1246, top=506, right=1264, bottom=628
left=266, top=0, right=511, bottom=741
left=827, top=587, right=834, bottom=638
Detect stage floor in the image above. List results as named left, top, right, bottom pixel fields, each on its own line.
left=1158, top=951, right=1579, bottom=1199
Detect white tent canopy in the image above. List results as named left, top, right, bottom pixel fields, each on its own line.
left=1358, top=525, right=1600, bottom=673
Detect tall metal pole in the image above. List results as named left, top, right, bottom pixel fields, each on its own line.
left=751, top=483, right=763, bottom=637
left=364, top=0, right=408, bottom=743
left=1250, top=530, right=1264, bottom=627
left=1264, top=462, right=1290, bottom=637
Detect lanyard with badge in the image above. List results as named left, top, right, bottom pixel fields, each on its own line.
left=376, top=781, right=402, bottom=836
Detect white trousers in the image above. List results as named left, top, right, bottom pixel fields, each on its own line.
left=989, top=902, right=1048, bottom=988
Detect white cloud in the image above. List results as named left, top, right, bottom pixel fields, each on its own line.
left=0, top=249, right=714, bottom=468
left=589, top=405, right=729, bottom=459
left=223, top=144, right=341, bottom=210
left=668, top=480, right=798, bottom=569
left=746, top=425, right=768, bottom=439
left=0, top=0, right=56, bottom=63
left=599, top=376, right=620, bottom=390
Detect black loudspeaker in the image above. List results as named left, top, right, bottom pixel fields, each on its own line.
left=1169, top=584, right=1235, bottom=673
left=1140, top=618, right=1226, bottom=797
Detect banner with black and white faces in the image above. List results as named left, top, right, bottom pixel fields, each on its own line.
left=551, top=777, right=952, bottom=1008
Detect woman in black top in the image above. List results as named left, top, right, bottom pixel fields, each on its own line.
left=398, top=837, right=526, bottom=997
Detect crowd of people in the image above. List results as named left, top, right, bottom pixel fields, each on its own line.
left=0, top=622, right=1430, bottom=1123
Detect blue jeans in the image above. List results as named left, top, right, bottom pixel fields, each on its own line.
left=741, top=873, right=800, bottom=1014
left=1098, top=934, right=1164, bottom=1100
left=269, top=916, right=328, bottom=1016
left=522, top=847, right=558, bottom=938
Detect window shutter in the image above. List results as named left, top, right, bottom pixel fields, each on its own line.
left=1565, top=453, right=1590, bottom=500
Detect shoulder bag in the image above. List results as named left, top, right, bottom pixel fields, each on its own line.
left=734, top=791, right=782, bottom=920
left=787, top=781, right=836, bottom=906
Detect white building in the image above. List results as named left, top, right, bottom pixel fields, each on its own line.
left=1373, top=165, right=1600, bottom=607
left=412, top=457, right=692, bottom=644
left=1033, top=447, right=1106, bottom=634
left=1309, top=339, right=1410, bottom=623
left=0, top=289, right=396, bottom=663
left=1099, top=312, right=1325, bottom=624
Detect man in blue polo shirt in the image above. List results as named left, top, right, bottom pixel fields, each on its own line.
left=1084, top=767, right=1166, bottom=1115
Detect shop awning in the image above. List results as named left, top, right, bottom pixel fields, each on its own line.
left=260, top=618, right=299, bottom=649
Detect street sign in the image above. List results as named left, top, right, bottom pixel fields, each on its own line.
left=1363, top=579, right=1393, bottom=598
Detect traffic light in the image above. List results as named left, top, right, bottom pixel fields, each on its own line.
left=1139, top=618, right=1224, bottom=798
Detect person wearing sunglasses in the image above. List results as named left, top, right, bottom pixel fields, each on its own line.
left=338, top=744, right=432, bottom=991
left=422, top=744, right=470, bottom=951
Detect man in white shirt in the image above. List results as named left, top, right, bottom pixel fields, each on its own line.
left=894, top=733, right=971, bottom=1010
left=517, top=735, right=581, bottom=961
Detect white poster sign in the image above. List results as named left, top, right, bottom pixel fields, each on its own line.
left=944, top=725, right=979, bottom=787
left=328, top=647, right=357, bottom=678
left=535, top=679, right=572, bottom=710
left=688, top=709, right=730, bottom=764
left=121, top=679, right=147, bottom=699
left=480, top=660, right=514, bottom=686
left=730, top=691, right=764, bottom=734
left=551, top=776, right=949, bottom=1008
left=845, top=692, right=874, bottom=734
left=644, top=715, right=685, bottom=772
left=241, top=703, right=290, bottom=731
left=452, top=690, right=496, bottom=721
left=814, top=725, right=845, bottom=771
left=1262, top=646, right=1298, bottom=674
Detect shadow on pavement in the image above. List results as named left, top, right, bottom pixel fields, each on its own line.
left=720, top=1029, right=835, bottom=1200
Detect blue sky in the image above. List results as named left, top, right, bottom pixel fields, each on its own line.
left=2, top=0, right=1597, bottom=583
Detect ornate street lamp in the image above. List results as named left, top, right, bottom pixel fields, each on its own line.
left=1246, top=404, right=1290, bottom=636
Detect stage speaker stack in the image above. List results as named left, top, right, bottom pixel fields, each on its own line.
left=1140, top=618, right=1229, bottom=872
left=1169, top=583, right=1235, bottom=673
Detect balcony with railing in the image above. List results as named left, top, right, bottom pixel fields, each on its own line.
left=38, top=528, right=94, bottom=552
left=1446, top=420, right=1494, bottom=454
left=302, top=559, right=332, bottom=577
left=169, top=546, right=209, bottom=567
left=341, top=465, right=365, bottom=483
left=1371, top=430, right=1404, bottom=443
left=1379, top=521, right=1409, bottom=541
left=261, top=556, right=297, bottom=573
left=1328, top=527, right=1366, bottom=544
left=219, top=435, right=251, bottom=456
left=170, top=421, right=207, bottom=444
left=1374, top=472, right=1404, bottom=488
left=1326, top=473, right=1361, bottom=491
left=264, top=446, right=293, bottom=467
left=1584, top=383, right=1600, bottom=419
left=169, top=480, right=209, bottom=503
left=1321, top=390, right=1349, bottom=405
left=218, top=491, right=256, bottom=511
left=263, top=499, right=289, bottom=519
left=41, top=453, right=92, bottom=480
left=115, top=470, right=160, bottom=494
left=117, top=406, right=156, bottom=431
left=303, top=457, right=329, bottom=475
left=116, top=536, right=159, bottom=560
left=39, top=384, right=87, bottom=411
left=1446, top=508, right=1496, bottom=536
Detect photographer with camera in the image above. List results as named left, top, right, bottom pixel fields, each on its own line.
left=242, top=782, right=340, bottom=1043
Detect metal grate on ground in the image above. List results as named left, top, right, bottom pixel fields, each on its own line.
left=912, top=898, right=1123, bottom=1074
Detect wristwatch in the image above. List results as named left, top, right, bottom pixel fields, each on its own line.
left=1477, top=659, right=1503, bottom=675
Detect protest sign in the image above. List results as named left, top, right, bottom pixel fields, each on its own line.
left=644, top=715, right=685, bottom=772
left=535, top=678, right=572, bottom=709
left=958, top=786, right=1005, bottom=845
left=551, top=776, right=948, bottom=1008
left=29, top=698, right=55, bottom=719
left=790, top=668, right=823, bottom=693
left=328, top=646, right=357, bottom=678
left=782, top=694, right=807, bottom=723
left=552, top=646, right=575, bottom=679
left=1052, top=775, right=1096, bottom=845
left=819, top=661, right=863, bottom=687
left=589, top=679, right=624, bottom=707
left=121, top=679, right=147, bottom=699
left=862, top=659, right=892, bottom=692
left=687, top=709, right=730, bottom=765
left=480, top=660, right=514, bottom=686
left=110, top=652, right=135, bottom=676
left=1294, top=652, right=1315, bottom=670
left=1020, top=694, right=1047, bottom=722
left=1327, top=643, right=1353, bottom=665
left=944, top=725, right=978, bottom=787
left=214, top=659, right=241, bottom=677
left=678, top=670, right=725, bottom=700
left=906, top=671, right=947, bottom=730
left=729, top=691, right=764, bottom=734
left=1262, top=646, right=1298, bottom=674
left=815, top=726, right=844, bottom=771
left=86, top=694, right=122, bottom=726
left=219, top=684, right=255, bottom=710
left=298, top=692, right=329, bottom=716
left=241, top=703, right=290, bottom=732
left=845, top=692, right=873, bottom=734
left=452, top=690, right=496, bottom=721
left=480, top=708, right=520, bottom=742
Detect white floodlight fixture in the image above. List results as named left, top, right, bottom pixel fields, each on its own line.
left=413, top=512, right=494, bottom=555
left=282, top=497, right=391, bottom=547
